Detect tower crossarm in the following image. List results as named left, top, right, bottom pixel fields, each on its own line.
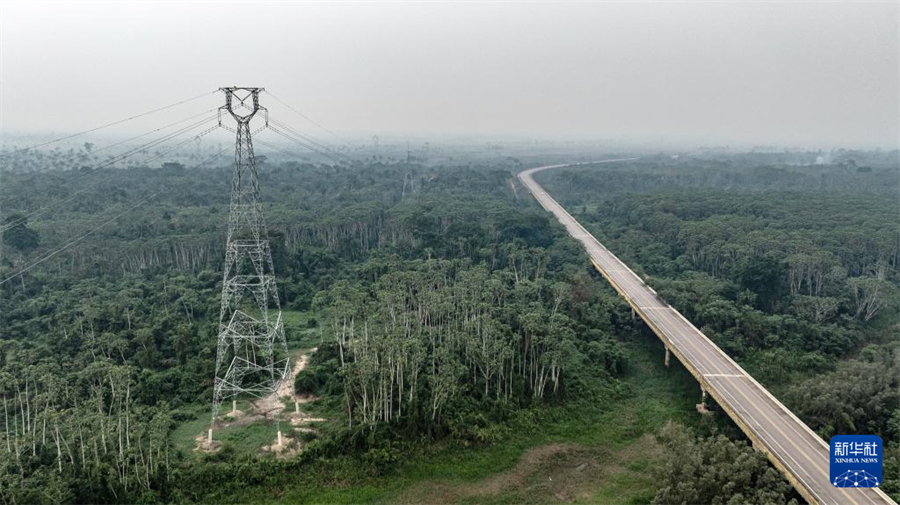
left=211, top=87, right=292, bottom=425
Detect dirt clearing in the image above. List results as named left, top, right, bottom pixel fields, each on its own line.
left=393, top=435, right=661, bottom=504
left=196, top=347, right=323, bottom=454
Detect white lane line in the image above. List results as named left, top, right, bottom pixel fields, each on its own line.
left=671, top=315, right=866, bottom=503
left=648, top=309, right=713, bottom=376
left=521, top=163, right=889, bottom=505
left=664, top=318, right=832, bottom=504
left=650, top=313, right=827, bottom=502
left=668, top=317, right=743, bottom=375
left=714, top=381, right=829, bottom=505
left=668, top=306, right=837, bottom=455
left=668, top=312, right=865, bottom=500
left=732, top=367, right=881, bottom=505
left=704, top=374, right=746, bottom=378
left=584, top=220, right=846, bottom=502
left=655, top=315, right=838, bottom=504
left=678, top=321, right=871, bottom=505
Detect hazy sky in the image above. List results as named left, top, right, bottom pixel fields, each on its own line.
left=1, top=1, right=897, bottom=148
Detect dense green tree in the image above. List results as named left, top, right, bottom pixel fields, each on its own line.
left=1, top=151, right=897, bottom=503
left=653, top=422, right=797, bottom=505
left=738, top=255, right=787, bottom=311
left=784, top=344, right=900, bottom=439
left=2, top=214, right=39, bottom=252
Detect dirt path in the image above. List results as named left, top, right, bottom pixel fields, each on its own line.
left=197, top=347, right=321, bottom=453
left=278, top=349, right=315, bottom=399
left=252, top=346, right=318, bottom=420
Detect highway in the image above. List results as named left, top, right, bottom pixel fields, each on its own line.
left=519, top=160, right=896, bottom=505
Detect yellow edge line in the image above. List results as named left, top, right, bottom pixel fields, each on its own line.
left=588, top=257, right=822, bottom=505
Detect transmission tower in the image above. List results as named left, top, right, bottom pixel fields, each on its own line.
left=210, top=87, right=291, bottom=441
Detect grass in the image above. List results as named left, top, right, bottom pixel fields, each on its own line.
left=217, top=421, right=282, bottom=453
left=282, top=309, right=323, bottom=350
left=169, top=403, right=219, bottom=456
left=171, top=398, right=282, bottom=458
left=589, top=471, right=658, bottom=505
left=171, top=310, right=320, bottom=460
left=194, top=328, right=709, bottom=504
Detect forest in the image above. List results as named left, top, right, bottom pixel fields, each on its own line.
left=536, top=153, right=900, bottom=501
left=0, top=148, right=898, bottom=504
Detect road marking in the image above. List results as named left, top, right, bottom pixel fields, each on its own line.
left=648, top=312, right=827, bottom=504
left=667, top=310, right=864, bottom=505
left=519, top=161, right=893, bottom=505
left=713, top=377, right=829, bottom=504
left=657, top=314, right=836, bottom=504
left=668, top=306, right=836, bottom=454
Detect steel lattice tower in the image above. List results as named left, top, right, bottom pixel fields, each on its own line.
left=211, top=87, right=291, bottom=428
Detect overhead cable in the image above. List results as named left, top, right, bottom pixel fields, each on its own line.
left=5, top=90, right=218, bottom=154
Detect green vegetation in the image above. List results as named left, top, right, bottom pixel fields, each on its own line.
left=1, top=149, right=897, bottom=503
left=1, top=214, right=40, bottom=252
left=653, top=421, right=797, bottom=505
left=536, top=152, right=900, bottom=502
left=175, top=331, right=704, bottom=505
left=2, top=157, right=643, bottom=503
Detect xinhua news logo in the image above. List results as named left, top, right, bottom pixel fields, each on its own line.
left=830, top=435, right=882, bottom=488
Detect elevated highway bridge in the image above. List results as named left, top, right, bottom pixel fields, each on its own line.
left=519, top=160, right=895, bottom=505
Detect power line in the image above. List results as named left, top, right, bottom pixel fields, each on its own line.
left=253, top=135, right=342, bottom=165
left=1, top=115, right=220, bottom=229
left=221, top=99, right=348, bottom=163
left=4, top=90, right=218, bottom=155
left=253, top=137, right=316, bottom=160
left=91, top=108, right=218, bottom=155
left=82, top=114, right=219, bottom=172
left=268, top=117, right=336, bottom=153
left=262, top=127, right=343, bottom=164
left=265, top=124, right=345, bottom=163
left=138, top=122, right=222, bottom=166
left=0, top=115, right=220, bottom=230
left=268, top=116, right=350, bottom=161
left=0, top=192, right=161, bottom=286
left=263, top=90, right=352, bottom=150
left=0, top=147, right=229, bottom=287
left=234, top=98, right=347, bottom=157
left=2, top=112, right=218, bottom=207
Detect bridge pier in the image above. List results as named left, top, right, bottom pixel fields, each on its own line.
left=631, top=307, right=635, bottom=321
left=696, top=388, right=710, bottom=415
left=664, top=346, right=670, bottom=367
left=520, top=162, right=897, bottom=504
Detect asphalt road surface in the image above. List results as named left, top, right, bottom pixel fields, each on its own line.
left=519, top=160, right=896, bottom=505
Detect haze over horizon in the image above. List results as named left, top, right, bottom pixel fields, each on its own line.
left=1, top=1, right=897, bottom=149
left=1, top=4, right=900, bottom=505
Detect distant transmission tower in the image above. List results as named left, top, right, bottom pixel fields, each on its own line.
left=210, top=87, right=291, bottom=441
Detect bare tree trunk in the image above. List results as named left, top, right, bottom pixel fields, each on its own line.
left=4, top=396, right=10, bottom=453
left=54, top=422, right=63, bottom=473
